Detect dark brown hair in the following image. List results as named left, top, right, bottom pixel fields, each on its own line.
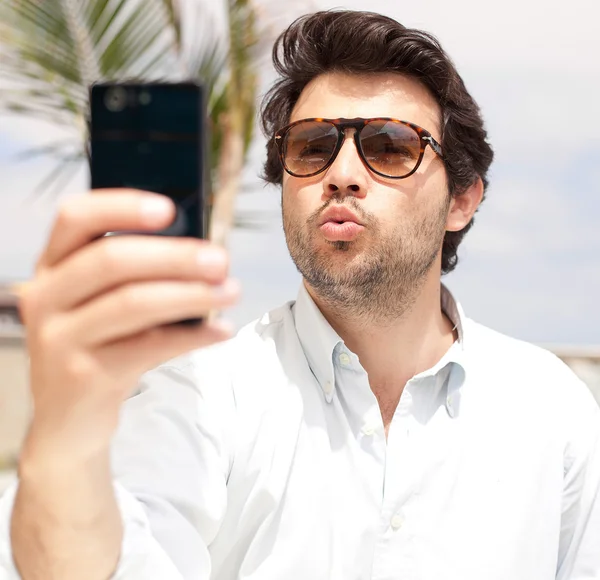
left=260, top=10, right=494, bottom=274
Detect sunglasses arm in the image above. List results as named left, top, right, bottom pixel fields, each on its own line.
left=423, top=135, right=443, bottom=158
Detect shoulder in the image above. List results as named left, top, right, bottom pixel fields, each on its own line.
left=129, top=302, right=297, bottom=428
left=462, top=317, right=597, bottom=421
left=464, top=318, right=565, bottom=374
left=200, top=300, right=295, bottom=365
left=155, top=300, right=297, bottom=384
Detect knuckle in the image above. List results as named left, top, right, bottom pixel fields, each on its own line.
left=63, top=351, right=97, bottom=384
left=18, top=273, right=55, bottom=324
left=18, top=280, right=48, bottom=324
left=37, top=319, right=65, bottom=349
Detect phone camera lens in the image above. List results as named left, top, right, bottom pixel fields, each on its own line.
left=104, top=87, right=128, bottom=112
left=139, top=91, right=152, bottom=106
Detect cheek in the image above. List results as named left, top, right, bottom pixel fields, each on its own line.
left=370, top=192, right=444, bottom=233
left=283, top=180, right=323, bottom=219
left=408, top=172, right=451, bottom=217
left=406, top=156, right=449, bottom=196
left=366, top=191, right=410, bottom=227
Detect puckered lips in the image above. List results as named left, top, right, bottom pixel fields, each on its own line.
left=318, top=206, right=365, bottom=242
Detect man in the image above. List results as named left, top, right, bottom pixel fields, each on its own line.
left=1, top=9, right=598, bottom=580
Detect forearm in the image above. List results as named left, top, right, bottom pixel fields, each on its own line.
left=10, top=442, right=122, bottom=580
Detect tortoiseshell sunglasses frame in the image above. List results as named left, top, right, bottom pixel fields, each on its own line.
left=274, top=117, right=444, bottom=179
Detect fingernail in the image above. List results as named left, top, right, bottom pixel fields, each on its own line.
left=197, top=247, right=227, bottom=269
left=141, top=196, right=173, bottom=222
left=211, top=319, right=235, bottom=334
left=213, top=278, right=241, bottom=298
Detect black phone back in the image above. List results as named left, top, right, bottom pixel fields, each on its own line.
left=89, top=81, right=207, bottom=239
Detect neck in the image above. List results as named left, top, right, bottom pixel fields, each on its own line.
left=304, top=270, right=456, bottom=394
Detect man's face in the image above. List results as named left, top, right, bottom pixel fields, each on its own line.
left=282, top=72, right=451, bottom=320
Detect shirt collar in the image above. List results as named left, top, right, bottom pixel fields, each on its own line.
left=292, top=283, right=467, bottom=410
left=293, top=284, right=343, bottom=402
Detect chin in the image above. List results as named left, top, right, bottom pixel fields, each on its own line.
left=326, top=240, right=355, bottom=252
left=315, top=243, right=368, bottom=271
left=317, top=233, right=366, bottom=252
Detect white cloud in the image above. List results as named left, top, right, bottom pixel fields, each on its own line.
left=466, top=176, right=598, bottom=257
left=306, top=0, right=600, bottom=74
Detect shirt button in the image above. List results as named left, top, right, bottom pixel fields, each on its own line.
left=339, top=352, right=351, bottom=365
left=361, top=422, right=377, bottom=436
left=390, top=513, right=404, bottom=530
left=323, top=381, right=334, bottom=396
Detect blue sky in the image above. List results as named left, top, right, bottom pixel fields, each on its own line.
left=0, top=0, right=598, bottom=345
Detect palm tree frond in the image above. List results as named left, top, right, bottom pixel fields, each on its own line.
left=158, top=0, right=182, bottom=51
left=15, top=140, right=80, bottom=162
left=0, top=0, right=259, bottom=220
left=86, top=0, right=129, bottom=46
left=61, top=0, right=102, bottom=85
left=98, top=3, right=174, bottom=77
left=5, top=1, right=71, bottom=49
left=28, top=153, right=85, bottom=201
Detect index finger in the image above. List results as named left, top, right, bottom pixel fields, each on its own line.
left=38, top=189, right=175, bottom=270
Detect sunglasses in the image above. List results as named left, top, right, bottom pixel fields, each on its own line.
left=274, top=117, right=443, bottom=179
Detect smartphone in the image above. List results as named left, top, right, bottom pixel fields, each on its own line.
left=89, top=81, right=208, bottom=324
left=90, top=81, right=208, bottom=238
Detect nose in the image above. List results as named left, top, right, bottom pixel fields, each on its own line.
left=322, top=132, right=368, bottom=200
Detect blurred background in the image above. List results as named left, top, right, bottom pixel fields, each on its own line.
left=1, top=0, right=599, bottom=487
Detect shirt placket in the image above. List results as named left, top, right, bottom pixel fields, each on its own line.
left=371, top=377, right=425, bottom=580
left=333, top=346, right=387, bottom=579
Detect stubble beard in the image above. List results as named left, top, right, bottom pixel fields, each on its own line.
left=283, top=196, right=451, bottom=326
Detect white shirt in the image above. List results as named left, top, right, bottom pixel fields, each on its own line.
left=1, top=285, right=599, bottom=580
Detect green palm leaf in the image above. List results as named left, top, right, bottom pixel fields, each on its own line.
left=0, top=0, right=257, bottom=202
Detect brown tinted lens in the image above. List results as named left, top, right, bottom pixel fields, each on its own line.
left=283, top=121, right=339, bottom=176
left=359, top=120, right=421, bottom=177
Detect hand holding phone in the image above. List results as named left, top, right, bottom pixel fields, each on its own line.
left=15, top=82, right=239, bottom=453
left=12, top=190, right=239, bottom=579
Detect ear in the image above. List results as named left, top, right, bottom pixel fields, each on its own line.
left=446, top=177, right=484, bottom=232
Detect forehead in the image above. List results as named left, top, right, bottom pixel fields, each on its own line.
left=290, top=71, right=442, bottom=138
